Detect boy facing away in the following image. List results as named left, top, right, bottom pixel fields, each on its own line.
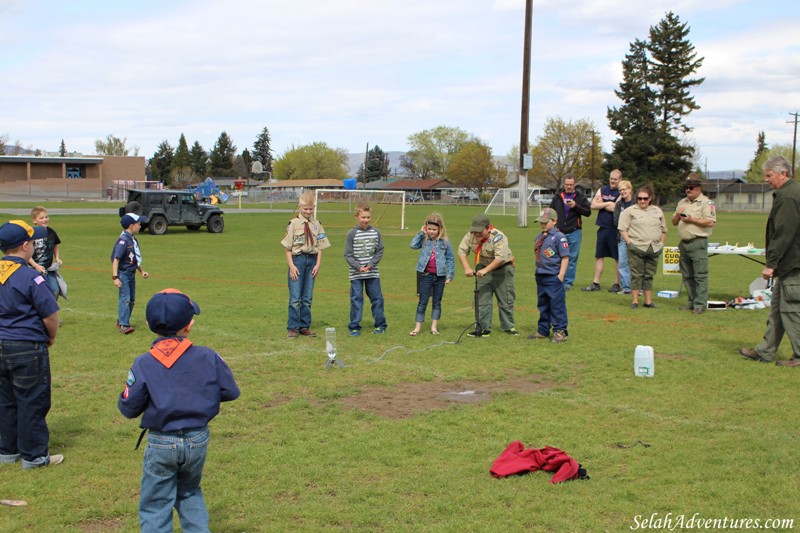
left=27, top=206, right=62, bottom=299
left=344, top=203, right=387, bottom=336
left=118, top=289, right=240, bottom=532
left=529, top=208, right=570, bottom=343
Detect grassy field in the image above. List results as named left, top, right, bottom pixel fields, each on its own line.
left=0, top=202, right=797, bottom=532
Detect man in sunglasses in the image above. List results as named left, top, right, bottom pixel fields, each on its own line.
left=672, top=174, right=716, bottom=314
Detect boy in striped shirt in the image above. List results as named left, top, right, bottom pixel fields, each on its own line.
left=344, top=204, right=387, bottom=336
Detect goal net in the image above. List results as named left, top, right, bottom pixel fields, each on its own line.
left=313, top=189, right=407, bottom=229
left=485, top=188, right=553, bottom=217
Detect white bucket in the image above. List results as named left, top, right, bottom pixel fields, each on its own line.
left=634, top=345, right=654, bottom=377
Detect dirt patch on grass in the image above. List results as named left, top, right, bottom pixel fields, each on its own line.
left=77, top=518, right=125, bottom=532
left=340, top=375, right=562, bottom=419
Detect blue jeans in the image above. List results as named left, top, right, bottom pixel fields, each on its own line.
left=349, top=278, right=387, bottom=330
left=117, top=269, right=136, bottom=327
left=564, top=230, right=582, bottom=287
left=415, top=273, right=446, bottom=323
left=287, top=254, right=317, bottom=331
left=618, top=239, right=631, bottom=292
left=43, top=272, right=59, bottom=299
left=140, top=427, right=210, bottom=533
left=536, top=275, right=568, bottom=336
left=0, top=340, right=52, bottom=468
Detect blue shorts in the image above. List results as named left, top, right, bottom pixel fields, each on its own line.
left=595, top=227, right=619, bottom=260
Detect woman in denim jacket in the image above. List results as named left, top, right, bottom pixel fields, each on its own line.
left=409, top=213, right=455, bottom=335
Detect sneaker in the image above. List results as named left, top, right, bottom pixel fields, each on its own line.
left=467, top=330, right=490, bottom=338
left=692, top=307, right=705, bottom=314
left=22, top=454, right=64, bottom=469
left=551, top=330, right=568, bottom=343
left=299, top=328, right=316, bottom=337
left=373, top=327, right=386, bottom=334
left=630, top=303, right=638, bottom=309
left=527, top=332, right=548, bottom=340
left=564, top=284, right=573, bottom=291
left=503, top=327, right=519, bottom=336
left=287, top=329, right=299, bottom=338
left=581, top=282, right=601, bottom=292
left=643, top=303, right=656, bottom=309
left=119, top=326, right=135, bottom=335
left=621, top=290, right=631, bottom=295
left=349, top=329, right=361, bottom=337
left=608, top=283, right=621, bottom=293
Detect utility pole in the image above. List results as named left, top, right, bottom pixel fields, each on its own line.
left=362, top=142, right=369, bottom=190
left=517, top=0, right=532, bottom=228
left=788, top=112, right=799, bottom=176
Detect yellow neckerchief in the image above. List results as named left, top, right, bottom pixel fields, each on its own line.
left=148, top=337, right=193, bottom=369
left=0, top=259, right=23, bottom=285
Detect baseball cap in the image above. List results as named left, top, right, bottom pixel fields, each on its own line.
left=0, top=220, right=47, bottom=251
left=121, top=213, right=148, bottom=229
left=470, top=214, right=491, bottom=232
left=536, top=208, right=558, bottom=223
left=146, top=289, right=201, bottom=336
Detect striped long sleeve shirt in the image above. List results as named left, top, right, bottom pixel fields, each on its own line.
left=344, top=225, right=384, bottom=281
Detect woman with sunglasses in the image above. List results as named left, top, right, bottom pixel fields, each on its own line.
left=617, top=185, right=668, bottom=309
left=409, top=213, right=455, bottom=335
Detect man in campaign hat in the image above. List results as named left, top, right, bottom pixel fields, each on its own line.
left=672, top=173, right=716, bottom=314
left=0, top=220, right=63, bottom=469
left=457, top=214, right=517, bottom=337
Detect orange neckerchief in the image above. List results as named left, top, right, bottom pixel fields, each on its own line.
left=149, top=337, right=193, bottom=369
left=474, top=225, right=495, bottom=266
left=0, top=260, right=23, bottom=285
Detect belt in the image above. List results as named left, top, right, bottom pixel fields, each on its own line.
left=681, top=236, right=707, bottom=243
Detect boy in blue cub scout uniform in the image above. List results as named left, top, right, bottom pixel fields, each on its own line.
left=529, top=208, right=570, bottom=343
left=0, top=220, right=63, bottom=469
left=112, top=213, right=150, bottom=334
left=118, top=289, right=240, bottom=532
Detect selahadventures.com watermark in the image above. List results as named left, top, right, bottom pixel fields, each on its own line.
left=631, top=513, right=795, bottom=530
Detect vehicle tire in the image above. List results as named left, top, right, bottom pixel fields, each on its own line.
left=186, top=224, right=201, bottom=231
left=124, top=201, right=143, bottom=215
left=148, top=216, right=168, bottom=235
left=207, top=215, right=224, bottom=233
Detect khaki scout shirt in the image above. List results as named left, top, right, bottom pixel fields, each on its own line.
left=457, top=228, right=513, bottom=267
left=618, top=205, right=667, bottom=253
left=280, top=216, right=331, bottom=255
left=675, top=193, right=716, bottom=241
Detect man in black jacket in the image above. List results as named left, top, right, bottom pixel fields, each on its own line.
left=549, top=174, right=591, bottom=290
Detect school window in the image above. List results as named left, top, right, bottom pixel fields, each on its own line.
left=725, top=193, right=734, bottom=204
left=747, top=193, right=757, bottom=204
left=66, top=166, right=84, bottom=179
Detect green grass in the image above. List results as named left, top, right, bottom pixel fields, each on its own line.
left=0, top=205, right=797, bottom=532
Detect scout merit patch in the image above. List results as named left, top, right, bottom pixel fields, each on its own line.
left=149, top=338, right=193, bottom=369
left=0, top=260, right=22, bottom=284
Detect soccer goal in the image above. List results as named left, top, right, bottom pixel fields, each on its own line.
left=313, top=189, right=407, bottom=229
left=485, top=188, right=553, bottom=217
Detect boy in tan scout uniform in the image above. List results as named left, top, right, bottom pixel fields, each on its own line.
left=281, top=192, right=331, bottom=338
left=672, top=173, right=716, bottom=314
left=457, top=214, right=517, bottom=337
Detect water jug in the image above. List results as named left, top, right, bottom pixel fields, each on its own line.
left=325, top=327, right=337, bottom=360
left=634, top=345, right=654, bottom=377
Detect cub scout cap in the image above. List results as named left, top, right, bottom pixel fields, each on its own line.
left=146, top=289, right=201, bottom=336
left=470, top=214, right=491, bottom=233
left=0, top=220, right=47, bottom=251
left=536, top=208, right=558, bottom=223
left=121, top=213, right=148, bottom=229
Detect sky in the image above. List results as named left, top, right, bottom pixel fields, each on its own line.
left=2, top=0, right=798, bottom=171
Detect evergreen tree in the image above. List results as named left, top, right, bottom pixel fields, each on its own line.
left=241, top=148, right=253, bottom=177
left=743, top=131, right=770, bottom=183
left=59, top=139, right=67, bottom=157
left=648, top=12, right=704, bottom=133
left=606, top=13, right=702, bottom=201
left=253, top=127, right=274, bottom=173
left=357, top=145, right=391, bottom=183
left=189, top=141, right=208, bottom=178
left=149, top=140, right=174, bottom=184
left=209, top=131, right=237, bottom=177
left=172, top=134, right=191, bottom=171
